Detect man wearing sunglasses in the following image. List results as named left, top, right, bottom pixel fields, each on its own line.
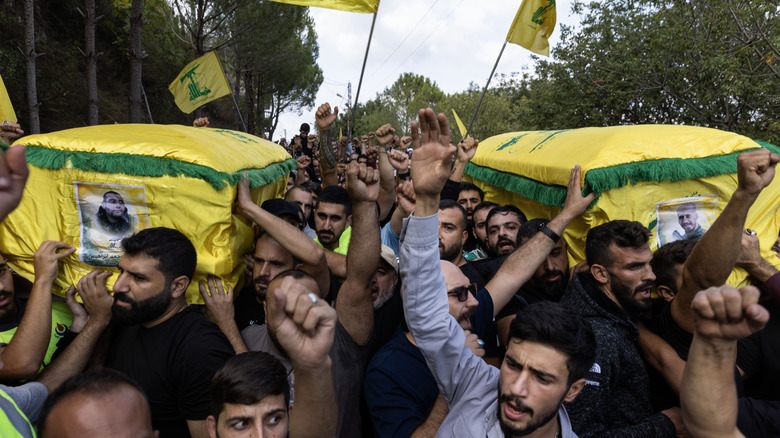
left=364, top=264, right=485, bottom=438
left=400, top=109, right=596, bottom=437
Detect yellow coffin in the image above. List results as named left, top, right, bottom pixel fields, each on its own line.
left=464, top=125, right=780, bottom=286
left=0, top=124, right=296, bottom=303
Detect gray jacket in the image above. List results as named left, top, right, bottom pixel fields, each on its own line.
left=400, top=213, right=577, bottom=437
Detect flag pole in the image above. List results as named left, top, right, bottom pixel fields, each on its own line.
left=141, top=85, right=154, bottom=124
left=349, top=10, right=378, bottom=139
left=465, top=40, right=508, bottom=139
left=231, top=93, right=248, bottom=132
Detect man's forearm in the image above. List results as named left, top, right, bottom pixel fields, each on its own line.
left=681, top=334, right=742, bottom=438
left=411, top=393, right=448, bottom=438
left=675, top=190, right=757, bottom=333
left=215, top=320, right=248, bottom=354
left=290, top=360, right=336, bottom=438
left=337, top=200, right=379, bottom=345
left=1, top=280, right=54, bottom=379
left=36, top=317, right=110, bottom=392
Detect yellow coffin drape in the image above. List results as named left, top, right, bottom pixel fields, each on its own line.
left=0, top=124, right=296, bottom=304
left=464, top=124, right=780, bottom=287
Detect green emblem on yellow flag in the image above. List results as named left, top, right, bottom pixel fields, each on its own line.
left=506, top=0, right=556, bottom=56
left=0, top=74, right=17, bottom=123
left=169, top=51, right=231, bottom=114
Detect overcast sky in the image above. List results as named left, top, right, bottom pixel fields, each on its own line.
left=274, top=0, right=580, bottom=141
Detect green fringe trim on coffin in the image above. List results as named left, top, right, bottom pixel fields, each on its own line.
left=22, top=145, right=297, bottom=191
left=465, top=140, right=780, bottom=208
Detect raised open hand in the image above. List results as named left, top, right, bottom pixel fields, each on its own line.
left=409, top=108, right=455, bottom=199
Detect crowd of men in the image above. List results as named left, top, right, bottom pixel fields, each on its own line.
left=0, top=105, right=778, bottom=438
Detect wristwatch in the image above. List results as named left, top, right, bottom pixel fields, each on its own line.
left=538, top=222, right=560, bottom=243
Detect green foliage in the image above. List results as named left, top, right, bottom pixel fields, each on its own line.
left=515, top=0, right=779, bottom=143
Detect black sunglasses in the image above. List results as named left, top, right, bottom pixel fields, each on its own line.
left=447, top=283, right=477, bottom=302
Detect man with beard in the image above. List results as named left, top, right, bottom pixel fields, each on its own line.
left=463, top=201, right=498, bottom=261
left=400, top=108, right=595, bottom=437
left=486, top=205, right=527, bottom=258
left=314, top=185, right=352, bottom=278
left=201, top=179, right=331, bottom=354
left=241, top=161, right=380, bottom=437
left=101, top=227, right=235, bottom=438
left=559, top=221, right=684, bottom=437
left=438, top=200, right=487, bottom=289
left=674, top=202, right=705, bottom=241
left=364, top=260, right=486, bottom=437
left=495, top=218, right=571, bottom=347
left=284, top=185, right=317, bottom=239
left=95, top=191, right=135, bottom=235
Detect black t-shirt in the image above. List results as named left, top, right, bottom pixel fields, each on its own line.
left=650, top=302, right=747, bottom=409
left=740, top=300, right=780, bottom=401
left=106, top=307, right=235, bottom=437
left=233, top=283, right=265, bottom=331
left=459, top=261, right=487, bottom=291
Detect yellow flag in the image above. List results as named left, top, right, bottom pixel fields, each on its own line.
left=169, top=51, right=232, bottom=114
left=0, top=74, right=17, bottom=123
left=267, top=0, right=378, bottom=13
left=506, top=0, right=556, bottom=56
left=452, top=109, right=468, bottom=139
left=339, top=127, right=343, bottom=140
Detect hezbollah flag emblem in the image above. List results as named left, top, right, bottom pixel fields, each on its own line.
left=169, top=51, right=231, bottom=114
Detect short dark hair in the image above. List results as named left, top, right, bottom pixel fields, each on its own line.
left=316, top=186, right=352, bottom=216
left=518, top=218, right=550, bottom=243
left=122, top=227, right=197, bottom=284
left=458, top=182, right=484, bottom=201
left=651, top=240, right=696, bottom=293
left=585, top=220, right=650, bottom=267
left=211, top=352, right=289, bottom=421
left=508, top=301, right=596, bottom=386
left=38, top=368, right=150, bottom=436
left=439, top=199, right=468, bottom=230
left=472, top=201, right=498, bottom=217
left=486, top=205, right=527, bottom=228
left=285, top=184, right=314, bottom=198
left=102, top=190, right=122, bottom=201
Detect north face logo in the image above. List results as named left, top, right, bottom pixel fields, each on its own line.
left=589, top=363, right=601, bottom=374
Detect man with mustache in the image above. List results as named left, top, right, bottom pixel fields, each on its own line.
left=400, top=108, right=595, bottom=437
left=496, top=218, right=572, bottom=347
left=364, top=260, right=486, bottom=437
left=486, top=205, right=527, bottom=258
left=313, top=185, right=352, bottom=278
left=200, top=179, right=331, bottom=354
left=95, top=227, right=235, bottom=438
left=240, top=161, right=380, bottom=437
left=559, top=221, right=684, bottom=437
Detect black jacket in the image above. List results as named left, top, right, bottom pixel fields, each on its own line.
left=561, top=273, right=676, bottom=437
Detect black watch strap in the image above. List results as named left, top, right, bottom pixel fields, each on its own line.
left=538, top=223, right=560, bottom=243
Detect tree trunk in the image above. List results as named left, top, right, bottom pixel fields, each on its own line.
left=85, top=0, right=98, bottom=125
left=245, top=71, right=254, bottom=135
left=234, top=57, right=242, bottom=131
left=256, top=78, right=263, bottom=138
left=24, top=0, right=40, bottom=133
left=128, top=0, right=143, bottom=122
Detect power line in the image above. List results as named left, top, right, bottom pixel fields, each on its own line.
left=373, top=0, right=467, bottom=88
left=365, top=0, right=441, bottom=80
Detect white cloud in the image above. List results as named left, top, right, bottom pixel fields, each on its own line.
left=274, top=0, right=578, bottom=140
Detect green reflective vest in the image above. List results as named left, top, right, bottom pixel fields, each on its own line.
left=0, top=389, right=35, bottom=438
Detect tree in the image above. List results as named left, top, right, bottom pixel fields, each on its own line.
left=24, top=0, right=40, bottom=133
left=448, top=79, right=520, bottom=140
left=128, top=0, right=142, bottom=122
left=81, top=0, right=99, bottom=125
left=231, top=1, right=322, bottom=138
left=382, top=73, right=445, bottom=134
left=517, top=0, right=779, bottom=143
